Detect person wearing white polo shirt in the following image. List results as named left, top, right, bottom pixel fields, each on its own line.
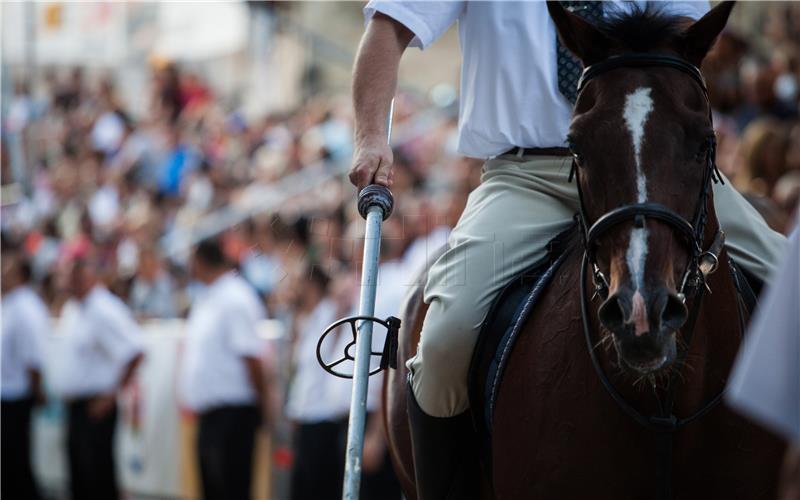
left=349, top=2, right=788, bottom=498
left=56, top=257, right=143, bottom=500
left=286, top=267, right=352, bottom=500
left=179, top=238, right=267, bottom=500
left=1, top=241, right=48, bottom=500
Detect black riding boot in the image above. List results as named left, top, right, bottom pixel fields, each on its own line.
left=406, top=383, right=480, bottom=500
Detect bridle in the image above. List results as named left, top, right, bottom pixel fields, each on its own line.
left=570, top=53, right=749, bottom=500
left=571, top=53, right=726, bottom=301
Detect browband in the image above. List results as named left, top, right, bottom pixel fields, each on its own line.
left=586, top=202, right=701, bottom=258
left=576, top=53, right=707, bottom=95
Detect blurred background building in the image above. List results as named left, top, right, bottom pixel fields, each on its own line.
left=0, top=1, right=798, bottom=499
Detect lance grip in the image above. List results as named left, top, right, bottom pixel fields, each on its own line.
left=357, top=184, right=394, bottom=221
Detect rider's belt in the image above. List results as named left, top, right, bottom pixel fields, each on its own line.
left=503, top=147, right=571, bottom=157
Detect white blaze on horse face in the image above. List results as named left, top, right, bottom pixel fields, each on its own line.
left=623, top=87, right=654, bottom=294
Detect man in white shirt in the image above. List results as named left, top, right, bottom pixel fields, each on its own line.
left=1, top=241, right=48, bottom=500
left=349, top=2, right=788, bottom=497
left=56, top=257, right=143, bottom=500
left=286, top=268, right=352, bottom=500
left=179, top=238, right=267, bottom=500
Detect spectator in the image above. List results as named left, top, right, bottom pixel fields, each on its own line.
left=129, top=245, right=178, bottom=319
left=286, top=267, right=351, bottom=500
left=1, top=238, right=48, bottom=500
left=240, top=218, right=282, bottom=298
left=55, top=257, right=143, bottom=500
left=737, top=118, right=790, bottom=197
left=178, top=238, right=267, bottom=500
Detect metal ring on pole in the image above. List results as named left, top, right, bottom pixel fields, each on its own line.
left=316, top=315, right=401, bottom=379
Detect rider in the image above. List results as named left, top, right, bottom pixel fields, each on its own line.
left=349, top=2, right=787, bottom=497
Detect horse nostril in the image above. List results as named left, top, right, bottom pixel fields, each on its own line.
left=598, top=294, right=628, bottom=333
left=659, top=292, right=688, bottom=332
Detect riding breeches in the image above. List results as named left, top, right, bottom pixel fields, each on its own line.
left=407, top=154, right=787, bottom=417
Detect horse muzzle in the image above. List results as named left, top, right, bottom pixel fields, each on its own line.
left=598, top=286, right=687, bottom=374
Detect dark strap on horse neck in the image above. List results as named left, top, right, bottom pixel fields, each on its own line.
left=577, top=53, right=708, bottom=95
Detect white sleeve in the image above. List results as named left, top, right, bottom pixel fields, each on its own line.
left=23, top=304, right=50, bottom=370
left=364, top=0, right=465, bottom=49
left=95, top=304, right=143, bottom=365
left=727, top=226, right=800, bottom=442
left=227, top=306, right=263, bottom=358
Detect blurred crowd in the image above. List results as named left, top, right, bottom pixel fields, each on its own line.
left=2, top=47, right=472, bottom=500
left=1, top=2, right=799, bottom=498
left=1, top=63, right=473, bottom=323
left=1, top=8, right=798, bottom=325
left=707, top=3, right=800, bottom=233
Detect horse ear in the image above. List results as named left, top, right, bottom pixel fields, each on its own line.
left=681, top=1, right=735, bottom=66
left=546, top=1, right=612, bottom=65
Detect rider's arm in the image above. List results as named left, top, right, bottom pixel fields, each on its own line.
left=349, top=13, right=414, bottom=190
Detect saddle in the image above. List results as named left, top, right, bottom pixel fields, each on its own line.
left=467, top=222, right=579, bottom=453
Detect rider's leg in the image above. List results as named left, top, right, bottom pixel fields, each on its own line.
left=408, top=154, right=577, bottom=418
left=405, top=154, right=577, bottom=499
left=713, top=174, right=787, bottom=282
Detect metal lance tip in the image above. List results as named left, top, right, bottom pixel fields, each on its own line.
left=357, top=184, right=394, bottom=221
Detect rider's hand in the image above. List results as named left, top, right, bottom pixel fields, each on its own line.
left=349, top=136, right=393, bottom=191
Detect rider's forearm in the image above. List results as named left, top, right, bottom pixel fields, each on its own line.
left=353, top=13, right=413, bottom=143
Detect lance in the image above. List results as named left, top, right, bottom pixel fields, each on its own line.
left=341, top=100, right=396, bottom=499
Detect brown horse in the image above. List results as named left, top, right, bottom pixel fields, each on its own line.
left=383, top=2, right=786, bottom=499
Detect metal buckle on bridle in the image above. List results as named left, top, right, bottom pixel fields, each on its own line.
left=591, top=264, right=610, bottom=301
left=316, top=315, right=401, bottom=379
left=698, top=251, right=719, bottom=276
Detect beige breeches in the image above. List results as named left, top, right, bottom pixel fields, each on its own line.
left=408, top=154, right=787, bottom=417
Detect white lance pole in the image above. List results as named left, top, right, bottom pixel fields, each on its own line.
left=341, top=100, right=395, bottom=500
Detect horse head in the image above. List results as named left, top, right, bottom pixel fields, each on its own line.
left=548, top=1, right=734, bottom=375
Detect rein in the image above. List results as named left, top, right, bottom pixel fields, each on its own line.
left=570, top=53, right=749, bottom=500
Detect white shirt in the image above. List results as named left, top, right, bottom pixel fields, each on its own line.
left=1, top=286, right=49, bottom=400
left=91, top=111, right=125, bottom=155
left=286, top=299, right=352, bottom=423
left=179, top=272, right=266, bottom=412
left=53, top=286, right=143, bottom=399
left=365, top=1, right=709, bottom=158
left=727, top=225, right=800, bottom=442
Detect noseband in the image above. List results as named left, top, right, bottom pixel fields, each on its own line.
left=571, top=53, right=725, bottom=301
left=571, top=53, right=749, bottom=500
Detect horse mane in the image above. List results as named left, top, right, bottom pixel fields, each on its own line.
left=596, top=3, right=688, bottom=52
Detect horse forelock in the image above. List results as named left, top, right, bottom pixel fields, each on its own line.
left=597, top=4, right=689, bottom=53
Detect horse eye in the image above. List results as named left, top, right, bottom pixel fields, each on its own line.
left=695, top=137, right=714, bottom=162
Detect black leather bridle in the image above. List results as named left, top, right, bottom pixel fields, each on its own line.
left=571, top=53, right=726, bottom=300
left=570, top=53, right=748, bottom=500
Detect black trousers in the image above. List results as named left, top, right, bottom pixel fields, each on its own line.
left=290, top=418, right=347, bottom=500
left=67, top=398, right=119, bottom=500
left=197, top=405, right=260, bottom=500
left=1, top=398, right=40, bottom=500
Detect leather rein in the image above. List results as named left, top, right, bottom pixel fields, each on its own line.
left=570, top=53, right=750, bottom=500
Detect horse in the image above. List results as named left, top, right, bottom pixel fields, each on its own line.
left=382, top=2, right=787, bottom=499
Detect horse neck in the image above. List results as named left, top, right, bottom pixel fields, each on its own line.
left=674, top=201, right=744, bottom=414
